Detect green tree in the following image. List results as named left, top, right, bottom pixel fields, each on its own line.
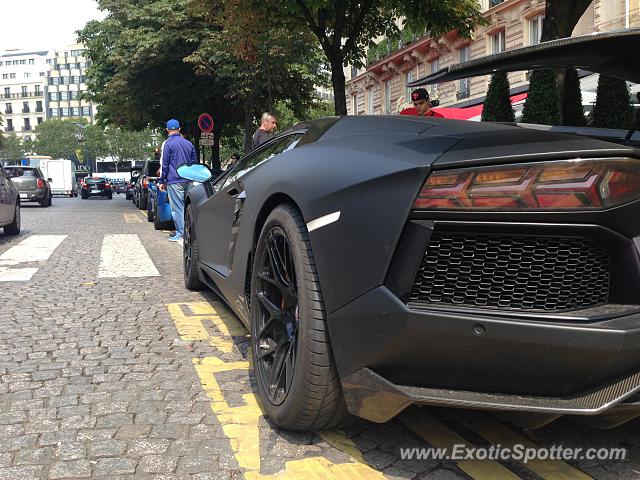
left=592, top=75, right=634, bottom=130
left=107, top=128, right=155, bottom=172
left=481, top=72, right=515, bottom=122
left=521, top=70, right=559, bottom=125
left=194, top=0, right=485, bottom=115
left=32, top=119, right=82, bottom=160
left=562, top=68, right=586, bottom=127
left=0, top=133, right=25, bottom=163
left=82, top=124, right=110, bottom=168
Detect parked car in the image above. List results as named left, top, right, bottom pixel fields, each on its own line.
left=80, top=177, right=113, bottom=200
left=115, top=182, right=127, bottom=194
left=133, top=160, right=160, bottom=210
left=179, top=30, right=640, bottom=431
left=0, top=164, right=20, bottom=235
left=147, top=182, right=174, bottom=230
left=4, top=166, right=52, bottom=207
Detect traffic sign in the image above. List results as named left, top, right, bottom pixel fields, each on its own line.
left=200, top=131, right=214, bottom=146
left=198, top=113, right=214, bottom=133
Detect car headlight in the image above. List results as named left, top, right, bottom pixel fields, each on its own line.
left=414, top=158, right=640, bottom=210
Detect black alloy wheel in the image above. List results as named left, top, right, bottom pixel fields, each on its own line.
left=254, top=226, right=299, bottom=406
left=251, top=205, right=346, bottom=430
left=184, top=204, right=204, bottom=290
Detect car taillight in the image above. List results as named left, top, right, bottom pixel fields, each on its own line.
left=82, top=183, right=88, bottom=189
left=37, top=178, right=45, bottom=189
left=104, top=183, right=111, bottom=189
left=414, top=158, right=640, bottom=211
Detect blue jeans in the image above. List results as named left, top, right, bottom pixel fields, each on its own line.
left=167, top=182, right=189, bottom=237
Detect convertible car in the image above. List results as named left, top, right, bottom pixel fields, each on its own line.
left=181, top=29, right=640, bottom=431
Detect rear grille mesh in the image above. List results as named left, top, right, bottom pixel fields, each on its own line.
left=409, top=232, right=611, bottom=311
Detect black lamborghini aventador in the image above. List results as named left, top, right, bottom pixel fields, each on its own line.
left=180, top=29, right=640, bottom=431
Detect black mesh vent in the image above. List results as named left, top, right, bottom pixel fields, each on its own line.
left=409, top=232, right=611, bottom=311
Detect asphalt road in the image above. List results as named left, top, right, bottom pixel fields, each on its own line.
left=0, top=195, right=638, bottom=479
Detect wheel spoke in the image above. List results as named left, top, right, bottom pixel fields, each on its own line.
left=256, top=314, right=279, bottom=340
left=268, top=340, right=292, bottom=399
left=267, top=235, right=289, bottom=289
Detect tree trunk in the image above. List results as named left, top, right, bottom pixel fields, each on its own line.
left=536, top=0, right=594, bottom=125
left=211, top=112, right=221, bottom=171
left=329, top=54, right=347, bottom=115
left=244, top=103, right=254, bottom=154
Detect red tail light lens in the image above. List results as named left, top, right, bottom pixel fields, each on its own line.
left=37, top=178, right=45, bottom=189
left=104, top=183, right=111, bottom=189
left=414, top=158, right=640, bottom=211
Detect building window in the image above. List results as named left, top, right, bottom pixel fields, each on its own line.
left=367, top=88, right=374, bottom=114
left=458, top=46, right=471, bottom=99
left=21, top=86, right=28, bottom=97
left=24, top=72, right=31, bottom=78
left=430, top=59, right=439, bottom=98
left=61, top=107, right=70, bottom=117
left=81, top=106, right=92, bottom=116
left=50, top=77, right=60, bottom=86
left=34, top=85, right=41, bottom=96
left=60, top=91, right=69, bottom=101
left=2, top=74, right=7, bottom=79
left=39, top=72, right=45, bottom=77
left=71, top=107, right=80, bottom=117
left=70, top=91, right=79, bottom=100
left=23, top=119, right=31, bottom=131
left=383, top=80, right=392, bottom=114
left=22, top=101, right=29, bottom=113
left=49, top=92, right=59, bottom=101
left=19, top=60, right=26, bottom=65
left=37, top=117, right=43, bottom=125
left=5, top=103, right=12, bottom=114
left=6, top=119, right=13, bottom=131
left=4, top=88, right=10, bottom=98
left=50, top=108, right=59, bottom=117
left=28, top=59, right=34, bottom=65
left=36, top=101, right=43, bottom=112
left=529, top=15, right=544, bottom=45
left=489, top=0, right=504, bottom=6
left=405, top=68, right=416, bottom=102
left=492, top=30, right=506, bottom=54
left=9, top=73, right=16, bottom=79
left=62, top=76, right=71, bottom=85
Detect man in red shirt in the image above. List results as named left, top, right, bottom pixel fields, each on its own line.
left=400, top=88, right=444, bottom=117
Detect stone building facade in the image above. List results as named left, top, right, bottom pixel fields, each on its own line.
left=345, top=0, right=640, bottom=116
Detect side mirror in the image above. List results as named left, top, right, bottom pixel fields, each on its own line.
left=177, top=163, right=213, bottom=183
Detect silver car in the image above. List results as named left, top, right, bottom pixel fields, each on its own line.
left=0, top=164, right=20, bottom=235
left=4, top=166, right=52, bottom=208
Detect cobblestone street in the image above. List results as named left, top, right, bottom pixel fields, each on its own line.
left=0, top=196, right=639, bottom=479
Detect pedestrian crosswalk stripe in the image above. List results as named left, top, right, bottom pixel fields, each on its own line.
left=0, top=235, right=67, bottom=282
left=98, top=234, right=160, bottom=278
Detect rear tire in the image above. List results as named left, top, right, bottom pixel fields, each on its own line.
left=147, top=199, right=155, bottom=222
left=4, top=202, right=20, bottom=235
left=138, top=192, right=148, bottom=210
left=251, top=205, right=346, bottom=431
left=184, top=203, right=204, bottom=290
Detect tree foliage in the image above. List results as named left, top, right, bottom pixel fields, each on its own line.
left=592, top=75, right=634, bottom=130
left=192, top=0, right=485, bottom=115
left=0, top=133, right=25, bottom=163
left=33, top=119, right=83, bottom=160
left=481, top=72, right=514, bottom=123
left=562, top=68, right=586, bottom=127
left=521, top=70, right=559, bottom=125
left=107, top=128, right=155, bottom=170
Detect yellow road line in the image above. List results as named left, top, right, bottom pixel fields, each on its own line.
left=123, top=213, right=142, bottom=223
left=166, top=301, right=385, bottom=479
left=454, top=411, right=593, bottom=480
left=399, top=408, right=521, bottom=480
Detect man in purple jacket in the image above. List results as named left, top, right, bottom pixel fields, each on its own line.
left=158, top=119, right=197, bottom=242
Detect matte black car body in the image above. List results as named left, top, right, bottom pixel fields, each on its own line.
left=186, top=30, right=640, bottom=428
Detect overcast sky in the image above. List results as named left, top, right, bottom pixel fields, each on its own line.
left=0, top=0, right=106, bottom=52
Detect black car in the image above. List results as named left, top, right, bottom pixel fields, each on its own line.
left=180, top=29, right=640, bottom=431
left=4, top=166, right=52, bottom=207
left=0, top=164, right=20, bottom=235
left=81, top=177, right=113, bottom=199
left=134, top=160, right=160, bottom=210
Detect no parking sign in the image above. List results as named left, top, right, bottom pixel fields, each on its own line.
left=198, top=113, right=214, bottom=133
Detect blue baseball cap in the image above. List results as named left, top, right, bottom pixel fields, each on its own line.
left=166, top=119, right=180, bottom=130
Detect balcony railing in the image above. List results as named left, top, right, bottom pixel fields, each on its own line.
left=1, top=92, right=44, bottom=99
left=22, top=108, right=30, bottom=113
left=6, top=126, right=14, bottom=132
left=22, top=126, right=31, bottom=131
left=4, top=109, right=12, bottom=115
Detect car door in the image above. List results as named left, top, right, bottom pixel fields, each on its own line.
left=0, top=165, right=12, bottom=224
left=196, top=134, right=304, bottom=277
